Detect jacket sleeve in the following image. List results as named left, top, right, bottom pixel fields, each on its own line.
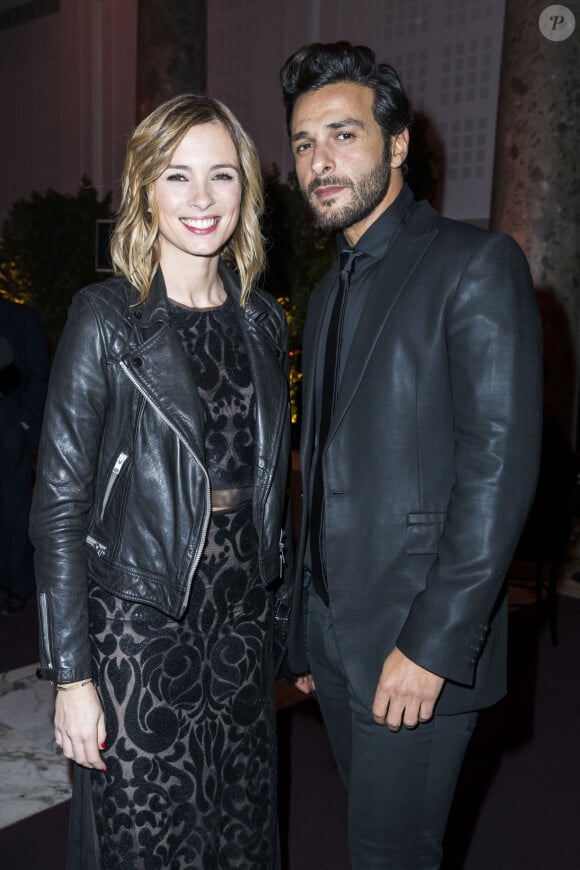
left=30, top=291, right=109, bottom=683
left=396, top=232, right=543, bottom=685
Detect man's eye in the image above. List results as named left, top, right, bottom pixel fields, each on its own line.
left=295, top=142, right=311, bottom=155
left=337, top=132, right=354, bottom=141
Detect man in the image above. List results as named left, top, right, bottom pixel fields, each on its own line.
left=0, top=297, right=49, bottom=613
left=280, top=42, right=542, bottom=869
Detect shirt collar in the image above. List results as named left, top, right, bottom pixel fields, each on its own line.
left=337, top=183, right=415, bottom=260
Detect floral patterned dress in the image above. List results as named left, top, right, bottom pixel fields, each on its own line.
left=73, top=296, right=278, bottom=869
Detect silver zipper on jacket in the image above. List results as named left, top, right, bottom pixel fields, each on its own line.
left=100, top=451, right=129, bottom=521
left=257, top=395, right=289, bottom=574
left=279, top=529, right=286, bottom=576
left=38, top=591, right=53, bottom=670
left=120, top=359, right=211, bottom=612
left=86, top=534, right=107, bottom=557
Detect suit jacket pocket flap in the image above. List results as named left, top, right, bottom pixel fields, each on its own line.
left=406, top=512, right=446, bottom=554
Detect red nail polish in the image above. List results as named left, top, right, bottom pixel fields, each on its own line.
left=100, top=743, right=106, bottom=749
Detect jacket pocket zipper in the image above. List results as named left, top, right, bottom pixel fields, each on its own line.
left=279, top=529, right=287, bottom=576
left=38, top=591, right=53, bottom=670
left=86, top=534, right=107, bottom=557
left=100, top=451, right=129, bottom=521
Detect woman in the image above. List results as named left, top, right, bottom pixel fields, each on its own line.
left=30, top=94, right=291, bottom=869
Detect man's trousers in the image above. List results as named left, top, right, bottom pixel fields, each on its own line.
left=308, top=588, right=477, bottom=870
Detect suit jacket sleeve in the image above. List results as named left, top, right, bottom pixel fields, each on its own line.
left=396, top=232, right=543, bottom=685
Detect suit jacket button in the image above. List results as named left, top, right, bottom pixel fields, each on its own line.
left=133, top=356, right=143, bottom=368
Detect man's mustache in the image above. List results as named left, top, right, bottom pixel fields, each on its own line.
left=306, top=177, right=353, bottom=197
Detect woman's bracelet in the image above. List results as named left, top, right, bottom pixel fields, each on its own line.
left=55, top=678, right=93, bottom=692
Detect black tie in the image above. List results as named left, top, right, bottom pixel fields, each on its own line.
left=310, top=249, right=360, bottom=604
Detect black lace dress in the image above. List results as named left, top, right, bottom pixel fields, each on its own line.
left=71, top=297, right=278, bottom=869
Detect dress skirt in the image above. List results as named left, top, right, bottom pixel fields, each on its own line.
left=68, top=500, right=278, bottom=869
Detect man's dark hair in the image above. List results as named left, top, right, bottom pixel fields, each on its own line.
left=280, top=41, right=412, bottom=143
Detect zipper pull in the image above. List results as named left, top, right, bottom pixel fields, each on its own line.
left=279, top=530, right=286, bottom=576
left=112, top=452, right=128, bottom=474
left=86, top=535, right=107, bottom=558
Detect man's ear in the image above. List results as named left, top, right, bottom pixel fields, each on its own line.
left=390, top=128, right=409, bottom=168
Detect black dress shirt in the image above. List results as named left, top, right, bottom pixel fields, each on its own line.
left=314, top=183, right=415, bottom=424
left=306, top=184, right=415, bottom=574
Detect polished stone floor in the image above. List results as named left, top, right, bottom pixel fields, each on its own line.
left=0, top=664, right=70, bottom=828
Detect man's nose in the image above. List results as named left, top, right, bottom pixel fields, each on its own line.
left=310, top=143, right=334, bottom=177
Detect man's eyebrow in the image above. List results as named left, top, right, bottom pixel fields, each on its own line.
left=327, top=118, right=366, bottom=131
left=291, top=118, right=366, bottom=142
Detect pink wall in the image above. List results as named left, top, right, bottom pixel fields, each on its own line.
left=0, top=0, right=138, bottom=222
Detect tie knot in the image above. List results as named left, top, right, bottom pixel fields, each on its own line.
left=339, top=248, right=359, bottom=277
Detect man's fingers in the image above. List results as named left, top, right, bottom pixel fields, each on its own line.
left=372, top=695, right=405, bottom=730
left=385, top=700, right=405, bottom=731
left=402, top=703, right=421, bottom=729
left=417, top=701, right=435, bottom=723
left=371, top=697, right=388, bottom=724
left=372, top=695, right=429, bottom=730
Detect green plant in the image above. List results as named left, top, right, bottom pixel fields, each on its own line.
left=262, top=167, right=334, bottom=435
left=1, top=176, right=113, bottom=351
left=0, top=238, right=34, bottom=306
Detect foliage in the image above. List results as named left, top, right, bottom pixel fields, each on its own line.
left=262, top=166, right=334, bottom=345
left=261, top=167, right=335, bottom=432
left=0, top=177, right=113, bottom=352
left=0, top=238, right=34, bottom=306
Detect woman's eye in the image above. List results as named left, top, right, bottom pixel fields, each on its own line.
left=166, top=172, right=187, bottom=182
left=212, top=172, right=235, bottom=181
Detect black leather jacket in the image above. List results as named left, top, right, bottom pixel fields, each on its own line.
left=31, top=266, right=291, bottom=684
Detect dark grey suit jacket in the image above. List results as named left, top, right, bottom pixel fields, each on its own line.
left=289, top=197, right=543, bottom=715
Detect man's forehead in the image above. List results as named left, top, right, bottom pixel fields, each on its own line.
left=291, top=82, right=375, bottom=133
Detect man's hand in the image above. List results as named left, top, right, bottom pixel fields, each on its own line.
left=54, top=682, right=107, bottom=770
left=372, top=647, right=444, bottom=731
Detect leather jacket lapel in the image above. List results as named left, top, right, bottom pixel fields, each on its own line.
left=230, top=273, right=288, bottom=497
left=121, top=269, right=207, bottom=459
left=121, top=320, right=207, bottom=460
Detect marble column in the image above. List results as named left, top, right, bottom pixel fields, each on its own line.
left=490, top=0, right=580, bottom=439
left=136, top=0, right=206, bottom=122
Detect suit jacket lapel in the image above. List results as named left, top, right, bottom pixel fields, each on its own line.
left=329, top=203, right=438, bottom=440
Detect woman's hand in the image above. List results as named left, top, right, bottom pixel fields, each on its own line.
left=294, top=673, right=315, bottom=694
left=54, top=682, right=107, bottom=770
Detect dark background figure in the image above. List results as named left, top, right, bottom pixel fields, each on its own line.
left=0, top=297, right=49, bottom=613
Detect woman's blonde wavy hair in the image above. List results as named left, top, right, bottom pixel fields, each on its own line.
left=111, top=94, right=265, bottom=306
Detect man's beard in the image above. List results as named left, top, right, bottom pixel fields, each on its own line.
left=305, top=154, right=392, bottom=233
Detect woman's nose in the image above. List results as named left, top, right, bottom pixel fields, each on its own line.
left=188, top=183, right=215, bottom=210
